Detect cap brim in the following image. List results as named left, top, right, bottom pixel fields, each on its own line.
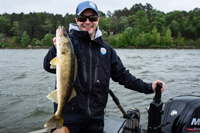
left=77, top=8, right=98, bottom=15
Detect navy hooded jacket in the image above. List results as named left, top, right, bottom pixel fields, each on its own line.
left=43, top=24, right=153, bottom=124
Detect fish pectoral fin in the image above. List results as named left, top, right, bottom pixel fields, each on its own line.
left=68, top=88, right=76, bottom=102
left=50, top=65, right=56, bottom=69
left=50, top=57, right=60, bottom=69
left=47, top=90, right=58, bottom=103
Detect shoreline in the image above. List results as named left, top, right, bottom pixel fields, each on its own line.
left=0, top=46, right=200, bottom=49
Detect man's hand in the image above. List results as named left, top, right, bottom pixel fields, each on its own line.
left=152, top=80, right=165, bottom=93
left=53, top=37, right=57, bottom=49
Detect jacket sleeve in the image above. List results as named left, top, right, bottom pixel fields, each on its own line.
left=43, top=45, right=57, bottom=74
left=110, top=48, right=153, bottom=94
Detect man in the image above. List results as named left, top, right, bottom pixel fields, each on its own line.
left=43, top=1, right=165, bottom=133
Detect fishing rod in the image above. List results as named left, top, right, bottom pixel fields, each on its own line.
left=109, top=89, right=141, bottom=133
left=109, top=89, right=127, bottom=118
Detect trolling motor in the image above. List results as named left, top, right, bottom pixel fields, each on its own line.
left=147, top=83, right=163, bottom=133
left=123, top=108, right=140, bottom=133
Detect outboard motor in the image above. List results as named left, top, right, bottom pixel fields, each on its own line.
left=161, top=96, right=200, bottom=133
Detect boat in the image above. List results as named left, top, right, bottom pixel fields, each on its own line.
left=105, top=83, right=200, bottom=133
left=30, top=83, right=200, bottom=133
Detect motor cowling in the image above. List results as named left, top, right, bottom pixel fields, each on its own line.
left=161, top=96, right=200, bottom=133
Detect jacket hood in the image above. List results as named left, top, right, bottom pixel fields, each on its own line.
left=69, top=23, right=102, bottom=40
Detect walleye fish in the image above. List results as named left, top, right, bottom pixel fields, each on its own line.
left=44, top=26, right=77, bottom=129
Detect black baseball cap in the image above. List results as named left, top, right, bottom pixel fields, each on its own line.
left=76, top=1, right=98, bottom=16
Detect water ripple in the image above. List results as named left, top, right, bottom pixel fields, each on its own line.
left=0, top=49, right=200, bottom=132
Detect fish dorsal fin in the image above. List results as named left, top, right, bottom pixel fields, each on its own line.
left=50, top=57, right=60, bottom=69
left=47, top=90, right=58, bottom=103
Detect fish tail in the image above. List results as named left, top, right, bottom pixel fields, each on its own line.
left=44, top=114, right=64, bottom=129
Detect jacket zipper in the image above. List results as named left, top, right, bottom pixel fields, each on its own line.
left=82, top=57, right=87, bottom=83
left=94, top=58, right=99, bottom=83
left=88, top=41, right=92, bottom=117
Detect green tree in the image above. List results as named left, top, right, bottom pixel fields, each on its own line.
left=41, top=33, right=53, bottom=46
left=177, top=31, right=181, bottom=47
left=106, top=17, right=115, bottom=31
left=197, top=39, right=200, bottom=47
left=166, top=11, right=185, bottom=36
left=116, top=32, right=130, bottom=47
left=119, top=16, right=129, bottom=32
left=10, top=21, right=21, bottom=42
left=176, top=31, right=185, bottom=46
left=32, top=38, right=41, bottom=46
left=10, top=21, right=19, bottom=36
left=156, top=33, right=161, bottom=45
left=193, top=15, right=200, bottom=37
left=107, top=10, right=113, bottom=17
left=170, top=20, right=179, bottom=36
left=149, top=9, right=166, bottom=31
left=21, top=31, right=30, bottom=47
left=152, top=26, right=160, bottom=44
left=98, top=10, right=106, bottom=18
left=183, top=9, right=199, bottom=38
left=108, top=35, right=117, bottom=47
left=145, top=32, right=153, bottom=46
left=130, top=34, right=136, bottom=46
left=0, top=16, right=10, bottom=34
left=128, top=15, right=135, bottom=27
left=13, top=36, right=20, bottom=43
left=185, top=25, right=196, bottom=39
left=133, top=9, right=150, bottom=35
left=135, top=32, right=146, bottom=47
left=99, top=17, right=107, bottom=30
left=180, top=37, right=185, bottom=46
left=64, top=14, right=76, bottom=32
left=165, top=28, right=173, bottom=46
left=43, top=19, right=54, bottom=34
left=161, top=26, right=167, bottom=36
left=160, top=36, right=166, bottom=46
left=56, top=21, right=61, bottom=28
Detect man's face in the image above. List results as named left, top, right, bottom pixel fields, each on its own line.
left=75, top=9, right=99, bottom=39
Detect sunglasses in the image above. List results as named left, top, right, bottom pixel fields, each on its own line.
left=77, top=15, right=99, bottom=22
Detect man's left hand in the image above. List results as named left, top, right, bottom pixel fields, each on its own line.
left=152, top=80, right=165, bottom=93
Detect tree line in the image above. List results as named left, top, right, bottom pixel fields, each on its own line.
left=0, top=3, right=200, bottom=48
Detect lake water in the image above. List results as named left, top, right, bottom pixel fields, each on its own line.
left=0, top=49, right=200, bottom=133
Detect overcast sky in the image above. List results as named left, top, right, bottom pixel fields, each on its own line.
left=1, top=0, right=200, bottom=16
